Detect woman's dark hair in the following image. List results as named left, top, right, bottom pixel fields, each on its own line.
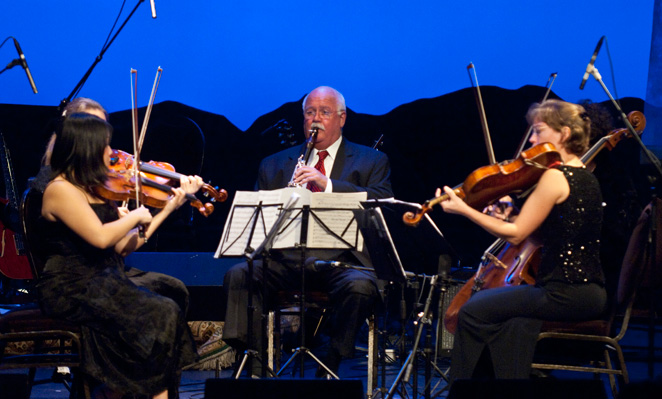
left=578, top=99, right=615, bottom=144
left=49, top=113, right=112, bottom=193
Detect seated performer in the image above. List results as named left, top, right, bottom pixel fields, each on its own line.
left=438, top=99, right=608, bottom=381
left=36, top=113, right=201, bottom=399
left=30, top=97, right=191, bottom=315
left=223, top=86, right=393, bottom=377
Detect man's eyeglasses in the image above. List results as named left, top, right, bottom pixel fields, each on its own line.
left=304, top=108, right=341, bottom=119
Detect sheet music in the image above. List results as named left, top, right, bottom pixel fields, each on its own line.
left=270, top=188, right=308, bottom=249
left=308, top=192, right=366, bottom=249
left=215, top=188, right=307, bottom=257
left=215, top=188, right=365, bottom=257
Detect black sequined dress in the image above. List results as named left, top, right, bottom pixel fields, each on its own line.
left=36, top=201, right=197, bottom=396
left=450, top=165, right=608, bottom=380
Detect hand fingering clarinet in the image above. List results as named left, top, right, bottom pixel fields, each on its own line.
left=287, top=126, right=319, bottom=187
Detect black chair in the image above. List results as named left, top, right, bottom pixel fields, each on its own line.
left=0, top=187, right=89, bottom=399
left=531, top=200, right=657, bottom=397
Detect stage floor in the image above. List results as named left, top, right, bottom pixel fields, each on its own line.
left=4, top=319, right=661, bottom=399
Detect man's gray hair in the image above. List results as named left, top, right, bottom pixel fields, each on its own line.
left=302, top=86, right=346, bottom=113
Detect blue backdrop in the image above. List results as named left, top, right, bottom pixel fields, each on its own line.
left=1, top=1, right=654, bottom=131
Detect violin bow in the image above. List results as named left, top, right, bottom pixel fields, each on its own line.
left=130, top=68, right=146, bottom=241
left=512, top=72, right=558, bottom=158
left=138, top=66, right=163, bottom=151
left=467, top=63, right=496, bottom=165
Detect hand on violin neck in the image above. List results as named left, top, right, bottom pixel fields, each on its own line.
left=438, top=186, right=471, bottom=216
left=162, top=186, right=188, bottom=213
left=179, top=175, right=204, bottom=194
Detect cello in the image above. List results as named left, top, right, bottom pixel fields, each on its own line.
left=443, top=110, right=646, bottom=333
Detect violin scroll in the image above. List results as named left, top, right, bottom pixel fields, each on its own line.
left=402, top=186, right=465, bottom=226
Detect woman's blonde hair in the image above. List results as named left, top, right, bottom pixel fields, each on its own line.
left=526, top=99, right=591, bottom=155
left=42, top=98, right=108, bottom=165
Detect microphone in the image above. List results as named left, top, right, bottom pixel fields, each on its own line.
left=437, top=254, right=452, bottom=280
left=579, top=36, right=605, bottom=90
left=150, top=0, right=157, bottom=18
left=305, top=256, right=418, bottom=279
left=305, top=257, right=350, bottom=272
left=12, top=38, right=38, bottom=94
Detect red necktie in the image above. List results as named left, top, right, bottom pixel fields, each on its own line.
left=309, top=150, right=329, bottom=192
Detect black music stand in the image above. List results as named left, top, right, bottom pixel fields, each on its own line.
left=217, top=192, right=300, bottom=378
left=354, top=201, right=455, bottom=399
left=276, top=204, right=362, bottom=379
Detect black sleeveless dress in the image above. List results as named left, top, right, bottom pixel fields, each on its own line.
left=449, top=165, right=608, bottom=380
left=36, top=201, right=197, bottom=396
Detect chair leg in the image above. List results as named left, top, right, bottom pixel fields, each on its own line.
left=602, top=349, right=618, bottom=398
left=268, top=310, right=276, bottom=371
left=70, top=369, right=92, bottom=399
left=613, top=344, right=629, bottom=385
left=367, top=315, right=377, bottom=399
left=27, top=367, right=36, bottom=398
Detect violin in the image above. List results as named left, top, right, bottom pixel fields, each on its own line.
left=110, top=149, right=228, bottom=203
left=100, top=149, right=227, bottom=217
left=95, top=170, right=215, bottom=217
left=402, top=142, right=563, bottom=226
left=442, top=110, right=646, bottom=334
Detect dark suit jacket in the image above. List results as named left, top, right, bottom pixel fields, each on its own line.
left=255, top=138, right=393, bottom=199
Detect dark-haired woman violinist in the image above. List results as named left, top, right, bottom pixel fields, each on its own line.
left=37, top=113, right=202, bottom=399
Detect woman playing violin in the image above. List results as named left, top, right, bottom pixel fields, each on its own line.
left=37, top=113, right=202, bottom=399
left=31, top=97, right=198, bottom=336
left=439, top=99, right=607, bottom=381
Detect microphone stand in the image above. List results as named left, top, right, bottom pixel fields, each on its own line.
left=386, top=273, right=451, bottom=399
left=57, top=0, right=150, bottom=113
left=0, top=58, right=20, bottom=76
left=591, top=64, right=662, bottom=382
left=589, top=65, right=662, bottom=180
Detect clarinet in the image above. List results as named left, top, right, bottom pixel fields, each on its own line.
left=287, top=127, right=319, bottom=187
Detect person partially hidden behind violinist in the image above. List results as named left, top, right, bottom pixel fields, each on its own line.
left=222, top=86, right=393, bottom=378
left=438, top=99, right=608, bottom=381
left=37, top=113, right=202, bottom=399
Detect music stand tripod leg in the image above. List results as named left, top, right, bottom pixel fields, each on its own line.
left=275, top=205, right=337, bottom=379
left=232, top=202, right=276, bottom=379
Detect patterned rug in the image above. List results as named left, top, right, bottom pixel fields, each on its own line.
left=2, top=319, right=235, bottom=371
left=186, top=321, right=236, bottom=371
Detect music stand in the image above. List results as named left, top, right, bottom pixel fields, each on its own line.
left=359, top=199, right=457, bottom=275
left=217, top=188, right=366, bottom=378
left=352, top=207, right=410, bottom=283
left=276, top=204, right=362, bottom=379
left=354, top=201, right=454, bottom=399
left=222, top=193, right=300, bottom=378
